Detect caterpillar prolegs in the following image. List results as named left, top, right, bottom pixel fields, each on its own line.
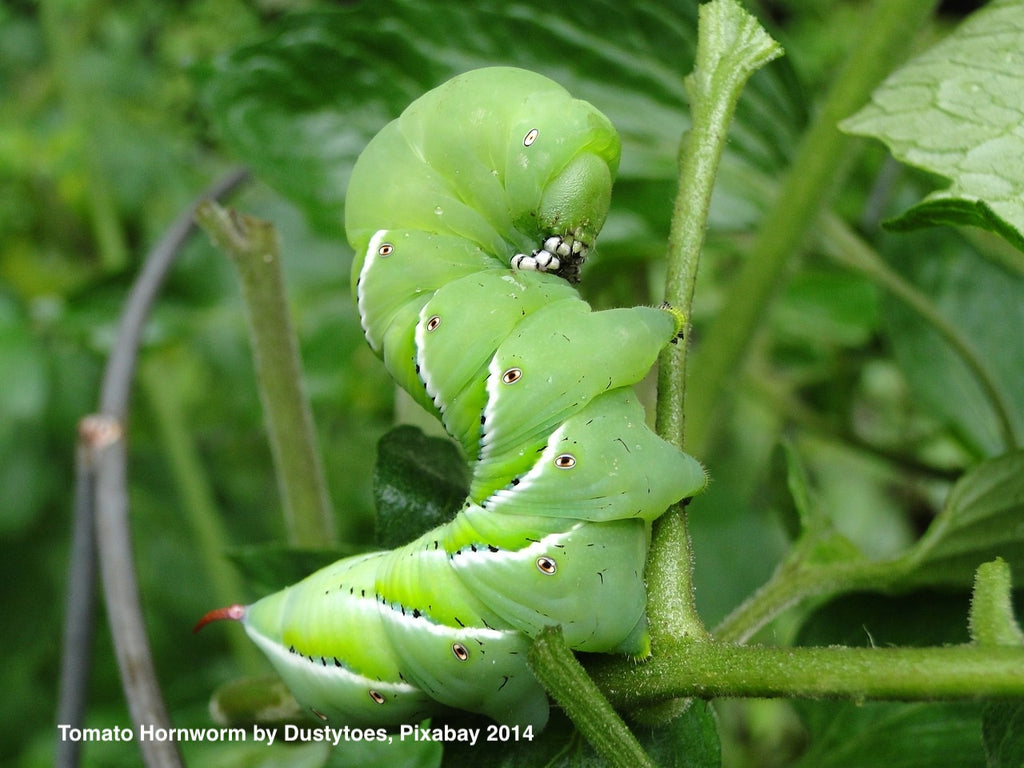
left=198, top=67, right=707, bottom=731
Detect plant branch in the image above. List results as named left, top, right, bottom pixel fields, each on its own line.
left=61, top=168, right=247, bottom=768
left=195, top=203, right=335, bottom=548
left=649, top=0, right=782, bottom=649
left=93, top=419, right=185, bottom=768
left=589, top=639, right=1024, bottom=705
left=656, top=0, right=783, bottom=449
left=969, top=558, right=1024, bottom=647
left=55, top=431, right=100, bottom=768
left=99, top=168, right=250, bottom=417
left=529, top=628, right=657, bottom=768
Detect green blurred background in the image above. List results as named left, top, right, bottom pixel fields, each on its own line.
left=2, top=0, right=1018, bottom=766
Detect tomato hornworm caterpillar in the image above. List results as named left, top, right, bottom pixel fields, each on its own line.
left=198, top=67, right=706, bottom=731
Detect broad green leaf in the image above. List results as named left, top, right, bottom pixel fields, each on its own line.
left=842, top=0, right=1024, bottom=253
left=792, top=701, right=985, bottom=768
left=773, top=270, right=880, bottom=349
left=640, top=701, right=721, bottom=768
left=440, top=712, right=588, bottom=768
left=770, top=443, right=867, bottom=566
left=324, top=735, right=442, bottom=768
left=199, top=0, right=801, bottom=241
left=881, top=234, right=1024, bottom=456
left=198, top=10, right=438, bottom=239
left=796, top=591, right=972, bottom=649
left=373, top=425, right=469, bottom=550
left=207, top=675, right=306, bottom=728
left=904, top=450, right=1024, bottom=588
left=982, top=700, right=1024, bottom=768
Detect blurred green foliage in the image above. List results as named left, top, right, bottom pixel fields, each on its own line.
left=2, top=0, right=1021, bottom=767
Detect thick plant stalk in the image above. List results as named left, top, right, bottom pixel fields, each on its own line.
left=650, top=0, right=782, bottom=647
left=529, top=628, right=657, bottom=768
left=195, top=203, right=335, bottom=548
left=530, top=1, right=781, bottom=740
left=590, top=640, right=1024, bottom=706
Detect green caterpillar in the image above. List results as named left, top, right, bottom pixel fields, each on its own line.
left=198, top=67, right=706, bottom=731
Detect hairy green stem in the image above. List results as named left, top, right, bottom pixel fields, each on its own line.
left=529, top=628, right=657, bottom=768
left=819, top=213, right=1020, bottom=450
left=656, top=0, right=783, bottom=448
left=685, top=0, right=942, bottom=457
left=195, top=202, right=335, bottom=548
left=650, top=0, right=782, bottom=648
left=590, top=640, right=1024, bottom=705
left=646, top=510, right=711, bottom=646
left=968, top=558, right=1024, bottom=647
left=526, top=6, right=780, bottom=744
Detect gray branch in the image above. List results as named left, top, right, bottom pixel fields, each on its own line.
left=58, top=168, right=248, bottom=768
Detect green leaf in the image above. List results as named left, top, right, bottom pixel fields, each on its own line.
left=439, top=711, right=585, bottom=768
left=207, top=675, right=306, bottom=727
left=198, top=10, right=439, bottom=239
left=792, top=701, right=985, bottom=768
left=438, top=703, right=720, bottom=768
left=198, top=0, right=802, bottom=240
left=904, top=450, right=1024, bottom=588
left=782, top=441, right=817, bottom=533
left=373, top=426, right=469, bottom=550
left=982, top=700, right=1024, bottom=768
left=892, top=199, right=1024, bottom=261
left=324, top=735, right=442, bottom=768
left=639, top=701, right=721, bottom=768
left=796, top=591, right=972, bottom=649
left=841, top=0, right=1024, bottom=252
left=880, top=235, right=1024, bottom=456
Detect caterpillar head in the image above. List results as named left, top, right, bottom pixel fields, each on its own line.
left=507, top=88, right=619, bottom=284
left=345, top=68, right=621, bottom=290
